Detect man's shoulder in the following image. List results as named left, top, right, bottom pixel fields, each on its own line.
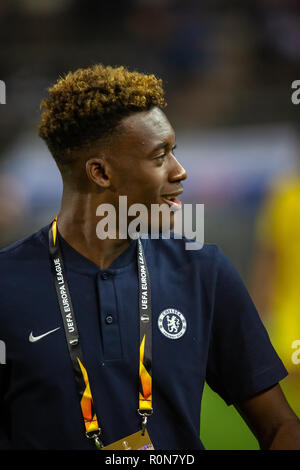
left=147, top=235, right=222, bottom=266
left=0, top=225, right=48, bottom=262
left=147, top=236, right=238, bottom=285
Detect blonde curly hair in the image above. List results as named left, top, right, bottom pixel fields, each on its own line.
left=38, top=64, right=167, bottom=165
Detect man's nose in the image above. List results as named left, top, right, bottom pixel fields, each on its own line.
left=168, top=154, right=187, bottom=182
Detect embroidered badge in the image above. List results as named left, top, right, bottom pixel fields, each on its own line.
left=158, top=308, right=187, bottom=340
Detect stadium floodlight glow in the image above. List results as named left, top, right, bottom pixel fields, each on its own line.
left=0, top=80, right=6, bottom=104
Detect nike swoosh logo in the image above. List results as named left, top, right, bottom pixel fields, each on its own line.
left=29, top=327, right=60, bottom=343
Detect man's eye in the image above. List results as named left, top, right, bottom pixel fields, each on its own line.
left=155, top=145, right=177, bottom=161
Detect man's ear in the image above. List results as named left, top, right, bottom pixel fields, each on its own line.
left=85, top=158, right=112, bottom=188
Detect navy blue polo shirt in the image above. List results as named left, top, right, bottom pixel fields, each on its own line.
left=0, top=225, right=287, bottom=450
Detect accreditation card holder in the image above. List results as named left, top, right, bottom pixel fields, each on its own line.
left=102, top=429, right=154, bottom=450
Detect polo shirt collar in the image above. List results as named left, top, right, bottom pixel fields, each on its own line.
left=40, top=224, right=148, bottom=275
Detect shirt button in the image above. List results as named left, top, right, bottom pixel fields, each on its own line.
left=101, top=272, right=110, bottom=280
left=105, top=315, right=113, bottom=325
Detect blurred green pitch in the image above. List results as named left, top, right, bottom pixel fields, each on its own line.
left=200, top=383, right=259, bottom=450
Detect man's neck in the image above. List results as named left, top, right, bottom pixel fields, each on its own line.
left=57, top=191, right=132, bottom=270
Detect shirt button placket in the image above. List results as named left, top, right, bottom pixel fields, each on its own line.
left=97, top=271, right=122, bottom=361
left=105, top=315, right=113, bottom=325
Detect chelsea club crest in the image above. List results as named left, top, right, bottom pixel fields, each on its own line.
left=158, top=308, right=187, bottom=340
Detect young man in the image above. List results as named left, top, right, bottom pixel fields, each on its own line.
left=0, top=64, right=299, bottom=450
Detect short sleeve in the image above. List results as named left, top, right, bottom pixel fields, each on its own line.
left=206, top=247, right=288, bottom=405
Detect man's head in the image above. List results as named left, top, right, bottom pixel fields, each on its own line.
left=38, top=64, right=167, bottom=176
left=39, top=64, right=187, bottom=232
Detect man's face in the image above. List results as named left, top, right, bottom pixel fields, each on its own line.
left=106, top=107, right=187, bottom=233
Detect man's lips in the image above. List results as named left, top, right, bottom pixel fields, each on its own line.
left=160, top=190, right=183, bottom=211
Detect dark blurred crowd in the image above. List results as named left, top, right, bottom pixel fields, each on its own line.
left=0, top=0, right=300, bottom=248
left=1, top=0, right=300, bottom=154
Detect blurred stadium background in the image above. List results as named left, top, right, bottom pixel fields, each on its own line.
left=0, top=0, right=300, bottom=450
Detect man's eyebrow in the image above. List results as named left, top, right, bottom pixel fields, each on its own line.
left=149, top=140, right=175, bottom=155
left=152, top=142, right=168, bottom=152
